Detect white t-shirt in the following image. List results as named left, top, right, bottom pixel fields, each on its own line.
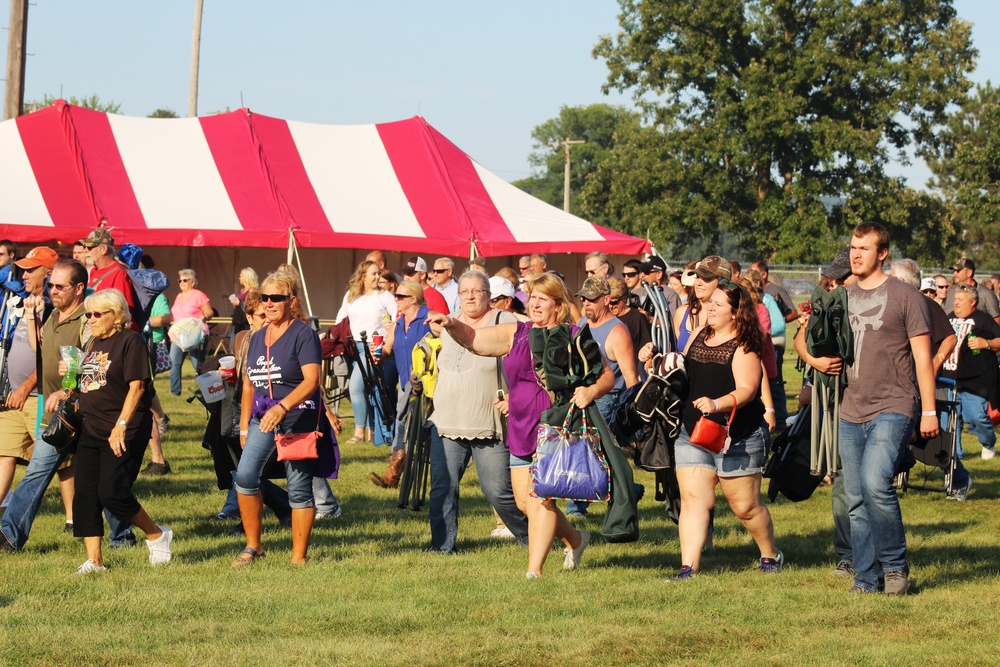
left=335, top=290, right=397, bottom=338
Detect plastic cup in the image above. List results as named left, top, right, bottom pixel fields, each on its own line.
left=218, top=356, right=236, bottom=370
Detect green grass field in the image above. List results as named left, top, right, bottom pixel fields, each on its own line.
left=1, top=359, right=999, bottom=666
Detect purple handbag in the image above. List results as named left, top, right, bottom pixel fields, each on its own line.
left=531, top=404, right=610, bottom=502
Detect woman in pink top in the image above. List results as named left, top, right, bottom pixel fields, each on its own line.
left=168, top=268, right=213, bottom=396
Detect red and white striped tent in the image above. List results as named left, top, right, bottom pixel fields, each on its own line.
left=0, top=100, right=648, bottom=257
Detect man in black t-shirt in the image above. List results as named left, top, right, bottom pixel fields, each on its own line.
left=943, top=285, right=1000, bottom=463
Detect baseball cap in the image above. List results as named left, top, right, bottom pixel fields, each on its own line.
left=13, top=246, right=58, bottom=270
left=81, top=227, right=114, bottom=248
left=920, top=278, right=937, bottom=292
left=640, top=256, right=667, bottom=274
left=489, top=276, right=515, bottom=300
left=400, top=255, right=428, bottom=276
left=694, top=255, right=732, bottom=281
left=821, top=247, right=852, bottom=281
left=953, top=257, right=975, bottom=272
left=576, top=276, right=610, bottom=300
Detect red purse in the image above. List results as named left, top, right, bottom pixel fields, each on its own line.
left=266, top=335, right=320, bottom=462
left=689, top=393, right=737, bottom=455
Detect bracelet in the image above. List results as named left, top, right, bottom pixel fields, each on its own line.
left=921, top=411, right=936, bottom=417
left=712, top=399, right=719, bottom=412
left=239, top=430, right=248, bottom=436
left=277, top=403, right=289, bottom=414
left=764, top=408, right=775, bottom=414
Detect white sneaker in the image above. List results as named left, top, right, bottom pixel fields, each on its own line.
left=490, top=526, right=515, bottom=540
left=146, top=526, right=173, bottom=566
left=563, top=530, right=591, bottom=570
left=75, top=559, right=108, bottom=575
left=982, top=446, right=996, bottom=461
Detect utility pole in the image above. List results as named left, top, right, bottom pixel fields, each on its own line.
left=188, top=0, right=204, bottom=117
left=3, top=0, right=28, bottom=120
left=549, top=137, right=585, bottom=212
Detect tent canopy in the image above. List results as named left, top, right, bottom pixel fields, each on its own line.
left=0, top=100, right=649, bottom=257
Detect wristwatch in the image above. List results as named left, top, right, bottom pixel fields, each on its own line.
left=117, top=419, right=128, bottom=426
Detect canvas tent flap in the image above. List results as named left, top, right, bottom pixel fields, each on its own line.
left=0, top=101, right=650, bottom=257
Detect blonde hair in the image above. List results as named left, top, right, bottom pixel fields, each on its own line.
left=84, top=288, right=131, bottom=330
left=239, top=267, right=259, bottom=289
left=398, top=280, right=425, bottom=305
left=347, top=260, right=378, bottom=302
left=494, top=266, right=519, bottom=286
left=526, top=272, right=572, bottom=323
left=262, top=271, right=306, bottom=322
left=607, top=276, right=628, bottom=300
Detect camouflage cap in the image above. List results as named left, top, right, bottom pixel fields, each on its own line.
left=81, top=227, right=114, bottom=248
left=575, top=275, right=610, bottom=300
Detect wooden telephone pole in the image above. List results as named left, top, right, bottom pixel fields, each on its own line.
left=188, top=0, right=204, bottom=117
left=549, top=137, right=585, bottom=212
left=3, top=0, right=29, bottom=120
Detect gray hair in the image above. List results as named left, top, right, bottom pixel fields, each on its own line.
left=435, top=257, right=455, bottom=271
left=458, top=269, right=490, bottom=293
left=179, top=268, right=198, bottom=285
left=84, top=288, right=131, bottom=329
left=891, top=258, right=920, bottom=289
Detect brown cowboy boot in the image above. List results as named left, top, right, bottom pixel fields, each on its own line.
left=369, top=449, right=406, bottom=488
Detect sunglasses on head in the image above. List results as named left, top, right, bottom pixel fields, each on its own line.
left=718, top=278, right=742, bottom=293
left=955, top=284, right=976, bottom=293
left=261, top=293, right=290, bottom=303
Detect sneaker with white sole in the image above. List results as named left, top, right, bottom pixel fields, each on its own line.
left=490, top=526, right=515, bottom=540
left=146, top=526, right=173, bottom=566
left=831, top=560, right=855, bottom=577
left=75, top=559, right=108, bottom=575
left=756, top=549, right=784, bottom=573
left=982, top=446, right=996, bottom=461
left=563, top=530, right=590, bottom=570
left=947, top=477, right=973, bottom=501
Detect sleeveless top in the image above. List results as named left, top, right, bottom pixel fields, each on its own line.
left=681, top=328, right=764, bottom=443
left=580, top=316, right=625, bottom=394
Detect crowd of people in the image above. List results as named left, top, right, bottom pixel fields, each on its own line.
left=0, top=227, right=996, bottom=592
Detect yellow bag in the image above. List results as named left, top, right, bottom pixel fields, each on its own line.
left=411, top=334, right=442, bottom=399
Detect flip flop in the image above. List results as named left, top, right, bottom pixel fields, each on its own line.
left=345, top=436, right=364, bottom=445
left=232, top=547, right=265, bottom=568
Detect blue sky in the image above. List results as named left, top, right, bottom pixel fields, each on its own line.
left=3, top=0, right=996, bottom=187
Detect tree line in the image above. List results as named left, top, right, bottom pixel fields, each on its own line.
left=515, top=0, right=995, bottom=267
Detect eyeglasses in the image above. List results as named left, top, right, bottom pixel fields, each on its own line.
left=84, top=310, right=111, bottom=319
left=178, top=279, right=191, bottom=283
left=261, top=293, right=290, bottom=303
left=458, top=288, right=488, bottom=297
left=248, top=312, right=267, bottom=319
left=394, top=293, right=413, bottom=300
left=622, top=271, right=638, bottom=278
left=936, top=284, right=949, bottom=290
left=49, top=282, right=76, bottom=292
left=431, top=268, right=449, bottom=274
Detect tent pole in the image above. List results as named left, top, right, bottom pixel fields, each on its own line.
left=287, top=228, right=314, bottom=318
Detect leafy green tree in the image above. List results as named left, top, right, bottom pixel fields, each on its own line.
left=590, top=0, right=976, bottom=262
left=25, top=93, right=121, bottom=114
left=923, top=82, right=1000, bottom=265
left=147, top=107, right=179, bottom=118
left=513, top=104, right=640, bottom=222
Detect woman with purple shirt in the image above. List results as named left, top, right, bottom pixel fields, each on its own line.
left=428, top=273, right=615, bottom=578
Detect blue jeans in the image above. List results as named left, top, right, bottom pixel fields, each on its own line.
left=1, top=436, right=134, bottom=550
left=769, top=342, right=789, bottom=427
left=831, top=472, right=852, bottom=564
left=169, top=340, right=205, bottom=396
left=958, top=390, right=996, bottom=455
left=428, top=425, right=528, bottom=553
left=839, top=414, right=913, bottom=591
left=234, top=419, right=316, bottom=509
left=312, top=477, right=340, bottom=515
left=390, top=383, right=413, bottom=453
left=220, top=470, right=291, bottom=521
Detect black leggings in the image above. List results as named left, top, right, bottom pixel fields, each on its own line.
left=72, top=422, right=151, bottom=538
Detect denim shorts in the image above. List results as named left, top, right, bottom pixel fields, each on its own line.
left=673, top=424, right=769, bottom=477
left=509, top=452, right=533, bottom=468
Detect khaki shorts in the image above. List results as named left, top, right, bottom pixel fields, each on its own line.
left=0, top=395, right=38, bottom=463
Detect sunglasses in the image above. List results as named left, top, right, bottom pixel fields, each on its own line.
left=622, top=271, right=638, bottom=278
left=718, top=278, right=742, bottom=293
left=431, top=268, right=449, bottom=274
left=394, top=293, right=413, bottom=300
left=49, top=282, right=77, bottom=292
left=936, top=284, right=949, bottom=289
left=84, top=310, right=111, bottom=319
left=261, top=293, right=290, bottom=303
left=608, top=298, right=622, bottom=306
left=490, top=295, right=509, bottom=303
left=178, top=279, right=191, bottom=283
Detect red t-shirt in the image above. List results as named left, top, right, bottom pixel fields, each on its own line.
left=424, top=286, right=450, bottom=315
left=89, top=263, right=139, bottom=331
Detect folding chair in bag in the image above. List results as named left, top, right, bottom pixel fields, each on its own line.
left=320, top=319, right=354, bottom=413
left=896, top=378, right=959, bottom=495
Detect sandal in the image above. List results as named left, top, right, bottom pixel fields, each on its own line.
left=345, top=436, right=364, bottom=445
left=232, top=547, right=265, bottom=568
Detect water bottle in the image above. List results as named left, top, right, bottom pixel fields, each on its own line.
left=62, top=368, right=77, bottom=390
left=968, top=333, right=981, bottom=356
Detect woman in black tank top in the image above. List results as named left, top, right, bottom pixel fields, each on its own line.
left=670, top=279, right=784, bottom=581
